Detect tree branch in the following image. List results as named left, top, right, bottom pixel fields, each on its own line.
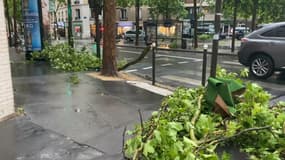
left=118, top=46, right=151, bottom=71
left=190, top=96, right=203, bottom=142
left=195, top=125, right=272, bottom=153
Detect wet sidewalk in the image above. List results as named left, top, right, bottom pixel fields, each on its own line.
left=1, top=48, right=164, bottom=159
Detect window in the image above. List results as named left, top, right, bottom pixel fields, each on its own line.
left=75, top=9, right=80, bottom=20
left=120, top=9, right=127, bottom=20
left=262, top=26, right=285, bottom=37
left=275, top=26, right=285, bottom=37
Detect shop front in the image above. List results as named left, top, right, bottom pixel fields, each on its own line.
left=117, top=21, right=134, bottom=37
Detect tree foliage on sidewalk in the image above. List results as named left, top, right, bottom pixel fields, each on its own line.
left=124, top=68, right=285, bottom=159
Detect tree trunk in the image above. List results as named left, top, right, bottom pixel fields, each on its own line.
left=13, top=0, right=18, bottom=47
left=251, top=0, right=258, bottom=31
left=4, top=0, right=12, bottom=46
left=102, top=0, right=118, bottom=76
left=193, top=0, right=198, bottom=48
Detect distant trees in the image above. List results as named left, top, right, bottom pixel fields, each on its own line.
left=222, top=0, right=285, bottom=30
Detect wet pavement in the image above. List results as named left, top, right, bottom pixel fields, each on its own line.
left=2, top=48, right=163, bottom=159
left=0, top=116, right=103, bottom=160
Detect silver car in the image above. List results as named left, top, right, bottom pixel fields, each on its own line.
left=238, top=22, right=285, bottom=79
left=124, top=30, right=145, bottom=42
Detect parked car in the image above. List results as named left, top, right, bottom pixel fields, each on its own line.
left=238, top=22, right=285, bottom=79
left=235, top=30, right=245, bottom=40
left=124, top=30, right=145, bottom=42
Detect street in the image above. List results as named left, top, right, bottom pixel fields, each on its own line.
left=56, top=38, right=285, bottom=98
left=117, top=46, right=285, bottom=98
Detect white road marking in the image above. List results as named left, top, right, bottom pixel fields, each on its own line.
left=161, top=75, right=201, bottom=86
left=125, top=69, right=138, bottom=73
left=222, top=61, right=242, bottom=66
left=161, top=63, right=173, bottom=67
left=193, top=59, right=203, bottom=62
left=157, top=54, right=202, bottom=61
left=120, top=50, right=202, bottom=62
left=143, top=66, right=152, bottom=70
left=178, top=61, right=189, bottom=64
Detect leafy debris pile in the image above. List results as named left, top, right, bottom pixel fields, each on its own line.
left=124, top=68, right=285, bottom=160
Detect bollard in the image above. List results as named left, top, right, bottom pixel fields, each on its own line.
left=202, top=44, right=208, bottom=86
left=152, top=42, right=156, bottom=85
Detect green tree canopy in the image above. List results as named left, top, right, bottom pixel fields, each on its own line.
left=221, top=0, right=285, bottom=24
left=116, top=0, right=187, bottom=20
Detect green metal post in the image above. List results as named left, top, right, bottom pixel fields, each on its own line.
left=67, top=0, right=73, bottom=47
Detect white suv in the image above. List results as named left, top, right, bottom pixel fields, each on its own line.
left=124, top=30, right=145, bottom=42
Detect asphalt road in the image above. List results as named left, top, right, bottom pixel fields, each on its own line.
left=117, top=47, right=285, bottom=98
left=55, top=39, right=284, bottom=98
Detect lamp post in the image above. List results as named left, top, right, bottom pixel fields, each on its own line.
left=202, top=44, right=208, bottom=86
left=144, top=19, right=157, bottom=85
left=210, top=0, right=222, bottom=77
left=88, top=0, right=102, bottom=59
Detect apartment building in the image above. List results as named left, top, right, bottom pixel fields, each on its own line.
left=49, top=0, right=91, bottom=39
left=0, top=0, right=15, bottom=121
left=116, top=6, right=149, bottom=36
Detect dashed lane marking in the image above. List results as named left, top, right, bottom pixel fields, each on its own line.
left=157, top=54, right=202, bottom=61
left=120, top=50, right=202, bottom=62
left=161, top=75, right=201, bottom=86
left=143, top=66, right=152, bottom=70
left=177, top=61, right=189, bottom=64
left=161, top=63, right=173, bottom=67
left=125, top=69, right=138, bottom=73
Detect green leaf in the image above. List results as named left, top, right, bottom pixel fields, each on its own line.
left=143, top=141, right=155, bottom=157
left=154, top=130, right=161, bottom=143
left=183, top=136, right=198, bottom=147
left=168, top=122, right=183, bottom=131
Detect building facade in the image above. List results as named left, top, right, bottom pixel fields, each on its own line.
left=49, top=0, right=91, bottom=39
left=116, top=6, right=149, bottom=35
left=0, top=0, right=15, bottom=120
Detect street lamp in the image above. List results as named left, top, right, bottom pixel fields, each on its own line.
left=144, top=19, right=157, bottom=85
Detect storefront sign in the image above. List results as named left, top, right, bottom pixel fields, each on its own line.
left=118, top=21, right=133, bottom=27
left=22, top=0, right=42, bottom=52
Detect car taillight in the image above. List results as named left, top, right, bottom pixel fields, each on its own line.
left=241, top=38, right=248, bottom=42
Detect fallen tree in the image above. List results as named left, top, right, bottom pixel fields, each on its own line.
left=124, top=68, right=285, bottom=160
left=118, top=46, right=151, bottom=71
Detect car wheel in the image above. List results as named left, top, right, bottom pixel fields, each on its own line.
left=250, top=54, right=274, bottom=79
